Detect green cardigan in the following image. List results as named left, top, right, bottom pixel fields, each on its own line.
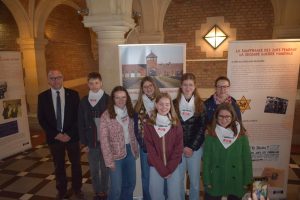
left=203, top=134, right=253, bottom=198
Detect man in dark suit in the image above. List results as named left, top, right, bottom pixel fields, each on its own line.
left=38, top=69, right=83, bottom=200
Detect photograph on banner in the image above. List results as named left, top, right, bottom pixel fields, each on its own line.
left=0, top=120, right=19, bottom=138
left=0, top=81, right=7, bottom=99
left=0, top=51, right=31, bottom=159
left=119, top=44, right=186, bottom=101
left=1, top=99, right=22, bottom=120
left=264, top=96, right=288, bottom=114
left=227, top=39, right=300, bottom=199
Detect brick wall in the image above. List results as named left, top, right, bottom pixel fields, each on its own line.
left=164, top=0, right=274, bottom=86
left=0, top=1, right=19, bottom=51
left=164, top=0, right=300, bottom=144
left=45, top=4, right=98, bottom=97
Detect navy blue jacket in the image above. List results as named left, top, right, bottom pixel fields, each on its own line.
left=78, top=93, right=109, bottom=148
left=134, top=112, right=148, bottom=152
left=204, top=95, right=242, bottom=126
left=37, top=88, right=80, bottom=144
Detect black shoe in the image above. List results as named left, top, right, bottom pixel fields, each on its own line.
left=74, top=190, right=85, bottom=200
left=56, top=193, right=70, bottom=200
left=93, top=193, right=107, bottom=200
left=93, top=195, right=100, bottom=200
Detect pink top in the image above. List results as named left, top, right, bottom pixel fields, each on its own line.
left=99, top=110, right=139, bottom=168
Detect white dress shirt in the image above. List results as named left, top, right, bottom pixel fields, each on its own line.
left=51, top=87, right=65, bottom=129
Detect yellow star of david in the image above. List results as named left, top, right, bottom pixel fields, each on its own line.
left=236, top=96, right=251, bottom=113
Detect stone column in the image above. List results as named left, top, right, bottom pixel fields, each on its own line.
left=83, top=16, right=135, bottom=93
left=17, top=37, right=48, bottom=118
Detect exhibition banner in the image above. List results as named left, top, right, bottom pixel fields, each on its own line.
left=227, top=39, right=300, bottom=199
left=119, top=43, right=186, bottom=101
left=118, top=44, right=185, bottom=198
left=0, top=51, right=31, bottom=159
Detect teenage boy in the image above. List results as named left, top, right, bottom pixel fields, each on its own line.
left=78, top=72, right=109, bottom=200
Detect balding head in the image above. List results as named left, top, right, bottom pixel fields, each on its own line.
left=48, top=69, right=63, bottom=90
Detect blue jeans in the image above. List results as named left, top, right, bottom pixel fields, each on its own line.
left=140, top=149, right=151, bottom=200
left=88, top=147, right=109, bottom=194
left=179, top=147, right=203, bottom=200
left=149, top=166, right=182, bottom=200
left=108, top=144, right=136, bottom=200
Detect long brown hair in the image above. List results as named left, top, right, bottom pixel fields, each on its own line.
left=175, top=73, right=204, bottom=115
left=107, top=86, right=134, bottom=119
left=134, top=76, right=160, bottom=112
left=207, top=103, right=246, bottom=136
left=148, top=93, right=179, bottom=126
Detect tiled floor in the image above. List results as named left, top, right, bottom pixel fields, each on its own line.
left=0, top=143, right=93, bottom=200
left=0, top=131, right=300, bottom=200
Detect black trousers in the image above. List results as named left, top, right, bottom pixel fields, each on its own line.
left=49, top=141, right=82, bottom=195
left=205, top=193, right=241, bottom=200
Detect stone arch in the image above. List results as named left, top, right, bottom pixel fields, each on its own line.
left=157, top=0, right=172, bottom=35
left=1, top=0, right=31, bottom=38
left=136, top=0, right=171, bottom=43
left=34, top=0, right=80, bottom=39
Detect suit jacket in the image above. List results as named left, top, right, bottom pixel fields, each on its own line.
left=37, top=87, right=80, bottom=144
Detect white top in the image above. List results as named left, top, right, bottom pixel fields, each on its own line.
left=154, top=113, right=171, bottom=138
left=114, top=106, right=130, bottom=144
left=51, top=87, right=65, bottom=129
left=215, top=121, right=241, bottom=149
left=142, top=94, right=155, bottom=116
left=88, top=89, right=104, bottom=107
left=179, top=94, right=195, bottom=121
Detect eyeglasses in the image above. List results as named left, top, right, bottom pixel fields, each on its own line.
left=143, top=84, right=154, bottom=89
left=216, top=85, right=229, bottom=89
left=49, top=76, right=63, bottom=81
left=217, top=115, right=232, bottom=120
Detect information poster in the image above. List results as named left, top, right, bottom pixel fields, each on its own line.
left=227, top=39, right=300, bottom=199
left=0, top=51, right=31, bottom=159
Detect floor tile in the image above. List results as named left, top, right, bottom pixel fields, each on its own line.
left=4, top=159, right=36, bottom=171
left=19, top=193, right=34, bottom=200
left=287, top=184, right=300, bottom=199
left=288, top=168, right=299, bottom=180
left=30, top=162, right=54, bottom=174
left=3, top=177, right=43, bottom=193
left=27, top=148, right=50, bottom=158
left=34, top=181, right=59, bottom=198
left=0, top=174, right=14, bottom=186
left=291, top=155, right=300, bottom=165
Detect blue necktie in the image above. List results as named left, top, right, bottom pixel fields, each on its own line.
left=56, top=91, right=62, bottom=132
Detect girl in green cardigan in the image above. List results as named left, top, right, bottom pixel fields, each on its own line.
left=203, top=103, right=253, bottom=200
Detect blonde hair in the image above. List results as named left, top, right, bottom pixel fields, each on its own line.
left=148, top=93, right=179, bottom=126
left=175, top=73, right=204, bottom=114
left=134, top=76, right=160, bottom=113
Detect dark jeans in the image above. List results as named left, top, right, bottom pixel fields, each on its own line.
left=49, top=141, right=82, bottom=195
left=88, top=147, right=109, bottom=194
left=205, top=193, right=241, bottom=200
